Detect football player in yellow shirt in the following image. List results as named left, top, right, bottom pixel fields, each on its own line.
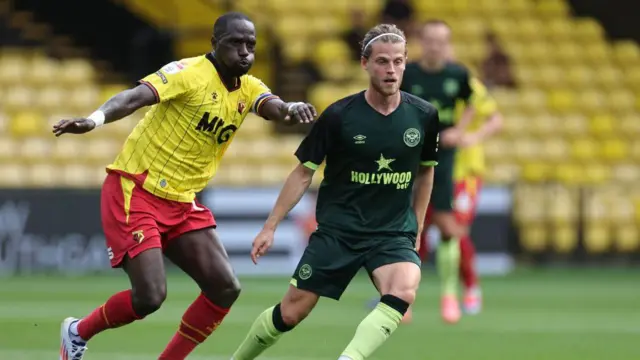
left=451, top=76, right=502, bottom=315
left=53, top=12, right=316, bottom=360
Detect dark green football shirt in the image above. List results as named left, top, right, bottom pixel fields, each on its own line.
left=295, top=91, right=440, bottom=238
left=400, top=62, right=472, bottom=130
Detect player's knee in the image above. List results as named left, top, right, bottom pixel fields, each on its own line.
left=131, top=282, right=167, bottom=316
left=385, top=288, right=417, bottom=306
left=200, top=273, right=242, bottom=308
left=279, top=290, right=317, bottom=327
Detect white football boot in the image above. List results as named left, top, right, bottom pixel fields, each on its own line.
left=60, top=317, right=88, bottom=360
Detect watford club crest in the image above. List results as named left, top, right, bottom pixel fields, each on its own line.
left=211, top=91, right=218, bottom=103
left=237, top=100, right=246, bottom=114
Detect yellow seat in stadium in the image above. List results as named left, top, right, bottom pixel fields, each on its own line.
left=544, top=18, right=572, bottom=41
left=86, top=138, right=121, bottom=164
left=560, top=114, right=587, bottom=137
left=274, top=17, right=311, bottom=39
left=551, top=225, right=578, bottom=254
left=535, top=0, right=569, bottom=18
left=588, top=114, right=615, bottom=137
left=583, top=43, right=610, bottom=65
left=0, top=136, right=17, bottom=161
left=309, top=83, right=340, bottom=113
left=35, top=86, right=66, bottom=112
left=612, top=40, right=640, bottom=65
left=615, top=225, right=640, bottom=253
left=67, top=86, right=100, bottom=113
left=0, top=163, right=27, bottom=187
left=607, top=89, right=636, bottom=115
left=28, top=57, right=59, bottom=86
left=483, top=162, right=520, bottom=184
left=571, top=138, right=597, bottom=161
left=10, top=111, right=44, bottom=137
left=521, top=162, right=550, bottom=182
left=554, top=42, right=582, bottom=65
left=573, top=18, right=604, bottom=41
left=565, top=65, right=592, bottom=88
left=554, top=163, right=582, bottom=185
left=583, top=224, right=611, bottom=254
left=619, top=114, right=640, bottom=136
left=3, top=85, right=33, bottom=112
left=28, top=163, right=59, bottom=187
left=612, top=163, right=640, bottom=184
left=514, top=18, right=543, bottom=42
left=100, top=84, right=128, bottom=104
left=20, top=137, right=52, bottom=163
left=630, top=142, right=640, bottom=162
left=280, top=39, right=308, bottom=64
left=547, top=89, right=575, bottom=113
left=577, top=90, right=605, bottom=115
left=52, top=137, right=83, bottom=163
left=61, top=164, right=93, bottom=187
left=593, top=67, right=623, bottom=90
left=60, top=58, right=95, bottom=85
left=537, top=66, right=565, bottom=90
left=519, top=226, right=547, bottom=253
left=0, top=54, right=26, bottom=86
left=542, top=137, right=568, bottom=162
left=600, top=138, right=628, bottom=162
left=624, top=67, right=640, bottom=91
left=519, top=89, right=547, bottom=114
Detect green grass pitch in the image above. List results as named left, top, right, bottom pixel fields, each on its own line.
left=0, top=268, right=638, bottom=359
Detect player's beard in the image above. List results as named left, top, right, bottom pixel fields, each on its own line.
left=371, top=78, right=399, bottom=98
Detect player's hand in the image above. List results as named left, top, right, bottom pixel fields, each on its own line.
left=459, top=132, right=481, bottom=148
left=285, top=102, right=317, bottom=124
left=440, top=127, right=463, bottom=148
left=251, top=228, right=275, bottom=264
left=52, top=118, right=96, bottom=137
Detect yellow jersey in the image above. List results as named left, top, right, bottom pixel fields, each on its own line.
left=453, top=77, right=498, bottom=180
left=107, top=53, right=275, bottom=202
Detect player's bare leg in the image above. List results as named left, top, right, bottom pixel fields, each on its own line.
left=339, top=262, right=419, bottom=360
left=60, top=248, right=166, bottom=360
left=231, top=285, right=319, bottom=359
left=159, top=228, right=241, bottom=359
left=460, top=230, right=482, bottom=314
left=432, top=211, right=465, bottom=324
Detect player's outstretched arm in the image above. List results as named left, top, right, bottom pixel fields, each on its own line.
left=52, top=84, right=157, bottom=137
left=259, top=98, right=318, bottom=124
left=251, top=164, right=314, bottom=263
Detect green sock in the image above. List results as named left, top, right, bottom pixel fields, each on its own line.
left=438, top=237, right=461, bottom=297
left=231, top=306, right=283, bottom=360
left=340, top=302, right=403, bottom=360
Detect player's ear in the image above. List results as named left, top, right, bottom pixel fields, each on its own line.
left=211, top=36, right=217, bottom=49
left=360, top=56, right=368, bottom=71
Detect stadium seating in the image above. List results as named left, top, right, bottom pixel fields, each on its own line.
left=2, top=0, right=639, bottom=253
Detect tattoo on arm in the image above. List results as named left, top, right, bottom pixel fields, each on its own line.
left=100, top=84, right=157, bottom=124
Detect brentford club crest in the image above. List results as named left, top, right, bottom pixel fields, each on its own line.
left=237, top=101, right=246, bottom=114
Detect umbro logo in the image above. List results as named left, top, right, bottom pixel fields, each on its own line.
left=354, top=134, right=366, bottom=144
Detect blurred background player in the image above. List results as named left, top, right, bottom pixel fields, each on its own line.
left=400, top=19, right=475, bottom=324
left=54, top=12, right=316, bottom=360
left=230, top=24, right=438, bottom=360
left=416, top=45, right=504, bottom=315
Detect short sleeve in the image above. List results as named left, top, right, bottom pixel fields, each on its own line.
left=138, top=61, right=191, bottom=103
left=458, top=69, right=473, bottom=103
left=247, top=75, right=279, bottom=119
left=470, top=78, right=498, bottom=116
left=421, top=109, right=440, bottom=166
left=294, top=106, right=340, bottom=170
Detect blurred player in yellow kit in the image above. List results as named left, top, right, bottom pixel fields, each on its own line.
left=419, top=46, right=503, bottom=319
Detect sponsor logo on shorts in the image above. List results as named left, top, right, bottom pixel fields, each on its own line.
left=132, top=230, right=145, bottom=243
left=298, top=264, right=312, bottom=280
left=403, top=128, right=420, bottom=147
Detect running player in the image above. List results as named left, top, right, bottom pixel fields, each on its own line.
left=400, top=19, right=475, bottom=324
left=229, top=24, right=439, bottom=360
left=439, top=46, right=503, bottom=315
left=54, top=12, right=316, bottom=360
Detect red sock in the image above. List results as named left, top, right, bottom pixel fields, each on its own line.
left=418, top=229, right=429, bottom=261
left=77, top=289, right=143, bottom=341
left=459, top=235, right=478, bottom=289
left=159, top=293, right=230, bottom=360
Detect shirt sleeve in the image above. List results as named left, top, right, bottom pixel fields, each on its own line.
left=247, top=75, right=279, bottom=119
left=421, top=109, right=440, bottom=166
left=459, top=69, right=473, bottom=103
left=470, top=78, right=498, bottom=116
left=294, top=106, right=340, bottom=170
left=138, top=61, right=191, bottom=103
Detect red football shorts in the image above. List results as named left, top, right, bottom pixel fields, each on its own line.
left=101, top=172, right=216, bottom=268
left=421, top=176, right=482, bottom=252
